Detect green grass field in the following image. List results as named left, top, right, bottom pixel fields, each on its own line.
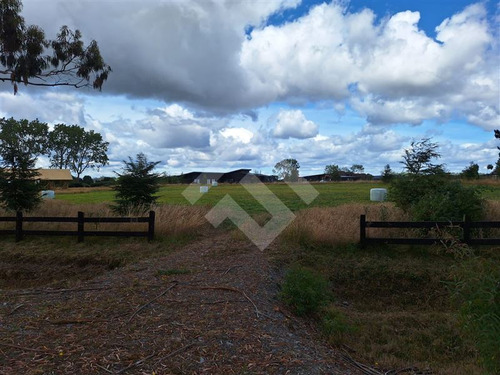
left=55, top=181, right=500, bottom=214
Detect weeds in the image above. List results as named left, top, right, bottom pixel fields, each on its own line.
left=280, top=266, right=333, bottom=317
left=451, top=258, right=500, bottom=374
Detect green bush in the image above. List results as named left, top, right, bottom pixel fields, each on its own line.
left=451, top=258, right=500, bottom=374
left=280, top=266, right=333, bottom=316
left=390, top=174, right=484, bottom=221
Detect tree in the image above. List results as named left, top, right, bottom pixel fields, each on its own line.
left=47, top=124, right=108, bottom=178
left=381, top=164, right=393, bottom=183
left=48, top=124, right=79, bottom=169
left=461, top=162, right=480, bottom=180
left=58, top=127, right=109, bottom=179
left=0, top=0, right=111, bottom=93
left=350, top=164, right=364, bottom=173
left=82, top=175, right=93, bottom=186
left=401, top=138, right=443, bottom=175
left=273, top=158, right=300, bottom=182
left=0, top=117, right=49, bottom=211
left=494, top=129, right=500, bottom=176
left=113, top=153, right=161, bottom=214
left=390, top=139, right=483, bottom=221
left=325, top=164, right=342, bottom=181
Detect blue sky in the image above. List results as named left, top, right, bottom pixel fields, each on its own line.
left=0, top=0, right=499, bottom=177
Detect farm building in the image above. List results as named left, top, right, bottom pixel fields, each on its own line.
left=302, top=173, right=373, bottom=182
left=36, top=169, right=73, bottom=189
left=175, top=169, right=278, bottom=184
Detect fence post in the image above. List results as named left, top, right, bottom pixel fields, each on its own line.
left=360, top=214, right=366, bottom=247
left=15, top=211, right=23, bottom=242
left=77, top=211, right=84, bottom=243
left=148, top=211, right=155, bottom=242
left=463, top=214, right=470, bottom=245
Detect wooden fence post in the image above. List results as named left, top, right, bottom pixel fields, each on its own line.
left=15, top=211, right=23, bottom=242
left=360, top=214, right=366, bottom=247
left=463, top=215, right=470, bottom=245
left=148, top=211, right=155, bottom=242
left=77, top=211, right=84, bottom=243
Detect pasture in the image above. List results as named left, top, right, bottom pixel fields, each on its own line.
left=54, top=180, right=500, bottom=212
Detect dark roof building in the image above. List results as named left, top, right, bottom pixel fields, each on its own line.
left=175, top=169, right=277, bottom=184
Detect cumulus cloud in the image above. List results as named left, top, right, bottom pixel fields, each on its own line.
left=8, top=1, right=496, bottom=129
left=273, top=109, right=319, bottom=139
left=241, top=2, right=499, bottom=129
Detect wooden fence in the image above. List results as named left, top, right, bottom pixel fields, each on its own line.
left=0, top=211, right=155, bottom=242
left=360, top=214, right=500, bottom=246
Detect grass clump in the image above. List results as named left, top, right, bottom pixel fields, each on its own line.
left=280, top=266, right=333, bottom=317
left=451, top=257, right=500, bottom=374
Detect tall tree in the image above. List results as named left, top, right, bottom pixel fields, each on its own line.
left=0, top=0, right=111, bottom=93
left=67, top=128, right=109, bottom=179
left=325, top=164, right=342, bottom=181
left=381, top=164, right=393, bottom=183
left=401, top=138, right=443, bottom=175
left=48, top=123, right=80, bottom=169
left=273, top=158, right=300, bottom=182
left=113, top=153, right=161, bottom=215
left=461, top=162, right=480, bottom=180
left=494, top=130, right=500, bottom=176
left=350, top=164, right=364, bottom=173
left=0, top=117, right=49, bottom=212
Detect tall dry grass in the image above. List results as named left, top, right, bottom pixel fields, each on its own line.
left=0, top=200, right=210, bottom=237
left=282, top=201, right=500, bottom=246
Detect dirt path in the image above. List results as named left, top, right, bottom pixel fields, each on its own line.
left=0, top=232, right=362, bottom=374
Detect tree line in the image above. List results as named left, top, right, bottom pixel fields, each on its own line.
left=0, top=117, right=109, bottom=212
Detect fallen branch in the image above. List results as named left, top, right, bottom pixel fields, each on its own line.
left=222, top=265, right=243, bottom=275
left=198, top=286, right=270, bottom=319
left=6, top=286, right=111, bottom=296
left=95, top=363, right=114, bottom=374
left=0, top=342, right=51, bottom=353
left=47, top=318, right=109, bottom=325
left=7, top=304, right=24, bottom=315
left=115, top=352, right=156, bottom=374
left=153, top=339, right=199, bottom=366
left=126, top=282, right=177, bottom=324
left=340, top=351, right=381, bottom=375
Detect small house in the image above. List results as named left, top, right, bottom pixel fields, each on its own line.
left=36, top=169, right=73, bottom=189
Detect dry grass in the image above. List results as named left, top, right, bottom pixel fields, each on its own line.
left=282, top=201, right=500, bottom=247
left=54, top=186, right=113, bottom=194
left=281, top=203, right=409, bottom=246
left=0, top=200, right=210, bottom=237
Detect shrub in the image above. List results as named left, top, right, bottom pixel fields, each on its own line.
left=113, top=153, right=160, bottom=215
left=280, top=266, right=333, bottom=316
left=390, top=174, right=484, bottom=221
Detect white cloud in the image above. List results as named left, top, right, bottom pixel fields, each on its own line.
left=273, top=109, right=319, bottom=139
left=220, top=127, right=254, bottom=144
left=241, top=3, right=499, bottom=129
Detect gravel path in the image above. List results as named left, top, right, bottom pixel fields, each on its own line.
left=0, top=232, right=362, bottom=374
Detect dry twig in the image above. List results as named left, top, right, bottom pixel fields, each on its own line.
left=115, top=353, right=156, bottom=374
left=126, top=282, right=177, bottom=324
left=0, top=342, right=51, bottom=353
left=198, top=286, right=271, bottom=319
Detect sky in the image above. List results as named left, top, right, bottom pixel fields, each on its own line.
left=0, top=0, right=499, bottom=177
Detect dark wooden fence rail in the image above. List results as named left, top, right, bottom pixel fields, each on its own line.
left=0, top=211, right=155, bottom=242
left=360, top=214, right=500, bottom=246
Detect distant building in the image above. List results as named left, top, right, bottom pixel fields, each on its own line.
left=301, top=173, right=331, bottom=182
left=302, top=172, right=373, bottom=182
left=174, top=169, right=278, bottom=184
left=36, top=169, right=73, bottom=189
